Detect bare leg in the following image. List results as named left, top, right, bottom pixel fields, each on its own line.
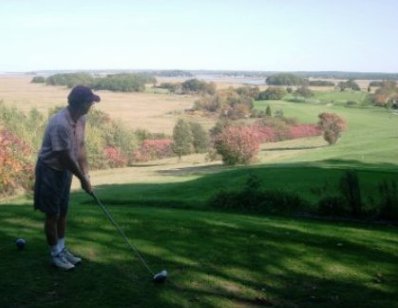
left=45, top=214, right=58, bottom=246
left=58, top=214, right=67, bottom=239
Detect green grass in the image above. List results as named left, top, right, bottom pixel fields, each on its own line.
left=313, top=90, right=369, bottom=105
left=282, top=90, right=369, bottom=106
left=1, top=199, right=397, bottom=307
left=254, top=100, right=398, bottom=165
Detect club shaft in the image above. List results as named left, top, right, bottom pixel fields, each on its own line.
left=91, top=193, right=155, bottom=275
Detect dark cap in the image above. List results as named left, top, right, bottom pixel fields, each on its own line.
left=68, top=85, right=100, bottom=106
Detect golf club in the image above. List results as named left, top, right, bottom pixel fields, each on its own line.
left=90, top=192, right=167, bottom=283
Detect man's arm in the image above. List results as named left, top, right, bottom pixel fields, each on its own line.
left=58, top=150, right=92, bottom=194
left=78, top=140, right=89, bottom=177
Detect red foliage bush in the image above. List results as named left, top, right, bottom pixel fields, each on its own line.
left=103, top=146, right=128, bottom=168
left=318, top=113, right=347, bottom=145
left=288, top=124, right=322, bottom=139
left=0, top=129, right=33, bottom=194
left=214, top=126, right=260, bottom=165
left=133, top=139, right=173, bottom=162
left=249, top=122, right=321, bottom=144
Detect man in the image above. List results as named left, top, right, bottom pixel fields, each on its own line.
left=34, top=85, right=100, bottom=270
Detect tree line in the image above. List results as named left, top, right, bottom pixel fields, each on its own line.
left=32, top=72, right=156, bottom=92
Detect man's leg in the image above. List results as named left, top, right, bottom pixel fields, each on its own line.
left=45, top=214, right=58, bottom=248
left=57, top=214, right=67, bottom=252
left=58, top=213, right=82, bottom=265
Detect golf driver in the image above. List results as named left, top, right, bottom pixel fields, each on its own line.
left=91, top=192, right=167, bottom=283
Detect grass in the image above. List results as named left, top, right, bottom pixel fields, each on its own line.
left=1, top=198, right=397, bottom=307
left=254, top=100, right=398, bottom=165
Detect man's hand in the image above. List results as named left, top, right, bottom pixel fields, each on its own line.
left=80, top=176, right=93, bottom=195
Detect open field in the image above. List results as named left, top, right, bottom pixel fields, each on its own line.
left=0, top=75, right=198, bottom=133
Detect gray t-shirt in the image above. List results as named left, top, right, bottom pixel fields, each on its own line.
left=38, top=107, right=86, bottom=170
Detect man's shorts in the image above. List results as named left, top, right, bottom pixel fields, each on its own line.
left=34, top=159, right=72, bottom=216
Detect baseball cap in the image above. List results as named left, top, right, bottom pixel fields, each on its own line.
left=68, top=85, right=101, bottom=106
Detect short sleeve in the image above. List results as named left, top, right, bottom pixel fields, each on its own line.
left=50, top=124, right=72, bottom=151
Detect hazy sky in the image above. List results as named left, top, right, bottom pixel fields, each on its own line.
left=1, top=0, right=397, bottom=72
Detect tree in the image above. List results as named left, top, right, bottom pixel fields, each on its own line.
left=172, top=119, right=193, bottom=159
left=189, top=122, right=209, bottom=153
left=372, top=81, right=398, bottom=107
left=294, top=86, right=314, bottom=98
left=337, top=79, right=360, bottom=91
left=265, top=105, right=272, bottom=116
left=257, top=87, right=286, bottom=100
left=266, top=73, right=307, bottom=86
left=318, top=112, right=347, bottom=145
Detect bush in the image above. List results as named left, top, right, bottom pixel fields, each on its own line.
left=257, top=87, right=286, bottom=100
left=209, top=175, right=306, bottom=214
left=133, top=139, right=173, bottom=162
left=103, top=146, right=128, bottom=168
left=0, top=129, right=33, bottom=195
left=181, top=79, right=216, bottom=95
left=378, top=180, right=398, bottom=221
left=294, top=86, right=314, bottom=98
left=339, top=170, right=362, bottom=217
left=214, top=126, right=260, bottom=165
left=318, top=112, right=347, bottom=145
left=31, top=76, right=46, bottom=83
left=318, top=195, right=349, bottom=216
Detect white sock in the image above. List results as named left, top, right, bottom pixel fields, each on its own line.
left=50, top=245, right=60, bottom=257
left=57, top=237, right=65, bottom=252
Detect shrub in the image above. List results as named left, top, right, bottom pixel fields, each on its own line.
left=294, top=86, right=314, bottom=98
left=318, top=112, right=347, bottom=145
left=31, top=76, right=46, bottom=83
left=257, top=87, right=286, bottom=100
left=288, top=124, right=322, bottom=139
left=378, top=180, right=398, bottom=221
left=338, top=79, right=361, bottom=91
left=103, top=146, right=128, bottom=168
left=0, top=129, right=33, bottom=195
left=209, top=175, right=306, bottom=214
left=133, top=139, right=173, bottom=162
left=339, top=170, right=362, bottom=217
left=318, top=195, right=349, bottom=216
left=214, top=126, right=260, bottom=165
left=181, top=79, right=216, bottom=95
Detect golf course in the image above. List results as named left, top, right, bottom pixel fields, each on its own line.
left=1, top=76, right=397, bottom=307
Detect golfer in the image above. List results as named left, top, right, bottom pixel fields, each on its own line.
left=34, top=85, right=99, bottom=270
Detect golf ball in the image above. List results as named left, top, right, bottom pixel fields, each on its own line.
left=16, top=238, right=26, bottom=250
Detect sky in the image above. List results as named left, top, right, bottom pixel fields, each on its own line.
left=0, top=0, right=397, bottom=72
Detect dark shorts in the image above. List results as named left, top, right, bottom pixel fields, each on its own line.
left=34, top=159, right=72, bottom=216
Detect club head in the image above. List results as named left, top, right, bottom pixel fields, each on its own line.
left=153, top=270, right=167, bottom=283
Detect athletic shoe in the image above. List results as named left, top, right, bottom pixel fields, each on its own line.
left=62, top=248, right=82, bottom=265
left=52, top=253, right=75, bottom=271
